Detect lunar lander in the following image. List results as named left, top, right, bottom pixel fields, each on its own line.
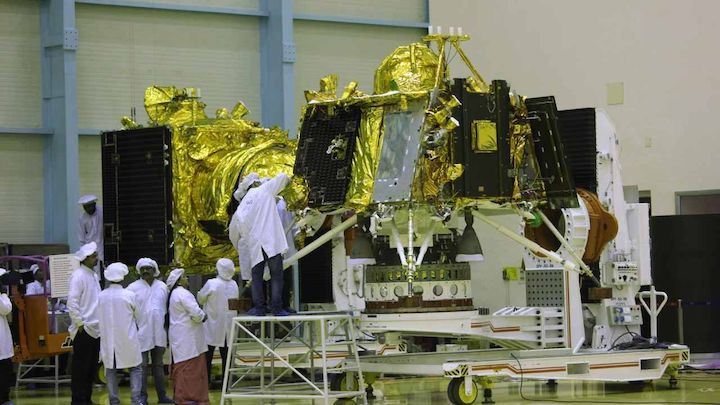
left=282, top=34, right=687, bottom=403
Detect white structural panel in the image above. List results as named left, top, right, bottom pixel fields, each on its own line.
left=76, top=4, right=262, bottom=130
left=293, top=21, right=424, bottom=119
left=0, top=134, right=45, bottom=243
left=0, top=0, right=41, bottom=128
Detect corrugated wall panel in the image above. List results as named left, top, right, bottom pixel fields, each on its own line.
left=77, top=4, right=261, bottom=130
left=295, top=0, right=426, bottom=22
left=0, top=0, right=41, bottom=127
left=0, top=134, right=45, bottom=243
left=79, top=136, right=103, bottom=205
left=294, top=21, right=424, bottom=117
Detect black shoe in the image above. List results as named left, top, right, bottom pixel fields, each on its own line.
left=246, top=306, right=267, bottom=316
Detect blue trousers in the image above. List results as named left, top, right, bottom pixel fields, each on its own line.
left=251, top=251, right=283, bottom=312
left=106, top=363, right=143, bottom=405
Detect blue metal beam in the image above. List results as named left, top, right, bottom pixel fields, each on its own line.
left=293, top=13, right=429, bottom=29
left=41, top=0, right=80, bottom=251
left=74, top=0, right=268, bottom=17
left=260, top=0, right=295, bottom=137
left=79, top=128, right=103, bottom=136
left=0, top=127, right=53, bottom=135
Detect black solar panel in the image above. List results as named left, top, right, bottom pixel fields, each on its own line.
left=557, top=108, right=598, bottom=193
left=294, top=105, right=361, bottom=208
left=525, top=96, right=578, bottom=209
left=101, top=127, right=173, bottom=266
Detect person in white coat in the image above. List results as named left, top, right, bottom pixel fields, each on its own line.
left=97, top=263, right=143, bottom=405
left=197, top=258, right=239, bottom=385
left=127, top=258, right=173, bottom=404
left=77, top=195, right=104, bottom=277
left=166, top=268, right=209, bottom=404
left=0, top=268, right=16, bottom=405
left=25, top=264, right=50, bottom=296
left=233, top=172, right=291, bottom=316
left=67, top=242, right=102, bottom=405
left=229, top=172, right=259, bottom=284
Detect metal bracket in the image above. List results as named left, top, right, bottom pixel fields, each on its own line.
left=282, top=41, right=296, bottom=63
left=63, top=28, right=78, bottom=50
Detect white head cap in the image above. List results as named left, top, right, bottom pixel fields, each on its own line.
left=167, top=268, right=185, bottom=290
left=30, top=264, right=40, bottom=274
left=75, top=242, right=98, bottom=262
left=78, top=195, right=98, bottom=205
left=104, top=262, right=129, bottom=283
left=233, top=172, right=260, bottom=201
left=135, top=257, right=160, bottom=277
left=216, top=258, right=236, bottom=281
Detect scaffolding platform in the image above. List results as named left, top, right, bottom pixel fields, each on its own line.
left=220, top=312, right=367, bottom=405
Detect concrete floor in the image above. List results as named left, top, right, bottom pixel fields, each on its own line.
left=7, top=373, right=720, bottom=404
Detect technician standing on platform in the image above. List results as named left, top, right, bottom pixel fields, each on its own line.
left=127, top=258, right=173, bottom=404
left=97, top=262, right=143, bottom=405
left=0, top=268, right=15, bottom=405
left=67, top=242, right=102, bottom=405
left=229, top=172, right=259, bottom=287
left=198, top=258, right=239, bottom=385
left=234, top=172, right=292, bottom=316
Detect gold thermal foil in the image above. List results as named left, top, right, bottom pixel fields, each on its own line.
left=140, top=86, right=304, bottom=273
left=344, top=106, right=384, bottom=210
left=305, top=74, right=340, bottom=103
left=374, top=43, right=439, bottom=94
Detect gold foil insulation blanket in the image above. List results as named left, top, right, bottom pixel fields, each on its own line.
left=137, top=86, right=304, bottom=273
left=374, top=43, right=439, bottom=94
left=344, top=106, right=384, bottom=210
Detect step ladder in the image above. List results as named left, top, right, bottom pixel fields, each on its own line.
left=220, top=312, right=366, bottom=405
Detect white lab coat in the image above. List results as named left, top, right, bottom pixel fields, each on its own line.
left=229, top=214, right=252, bottom=281
left=235, top=173, right=291, bottom=268
left=67, top=265, right=101, bottom=339
left=77, top=206, right=104, bottom=261
left=0, top=293, right=13, bottom=361
left=26, top=280, right=50, bottom=296
left=230, top=197, right=297, bottom=281
left=127, top=279, right=168, bottom=351
left=277, top=197, right=298, bottom=258
left=168, top=287, right=206, bottom=363
left=197, top=278, right=239, bottom=347
left=97, top=284, right=143, bottom=369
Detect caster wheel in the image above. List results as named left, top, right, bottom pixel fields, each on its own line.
left=330, top=373, right=360, bottom=393
left=447, top=378, right=479, bottom=405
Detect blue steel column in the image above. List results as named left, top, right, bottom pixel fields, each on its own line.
left=259, top=0, right=295, bottom=137
left=40, top=0, right=80, bottom=250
